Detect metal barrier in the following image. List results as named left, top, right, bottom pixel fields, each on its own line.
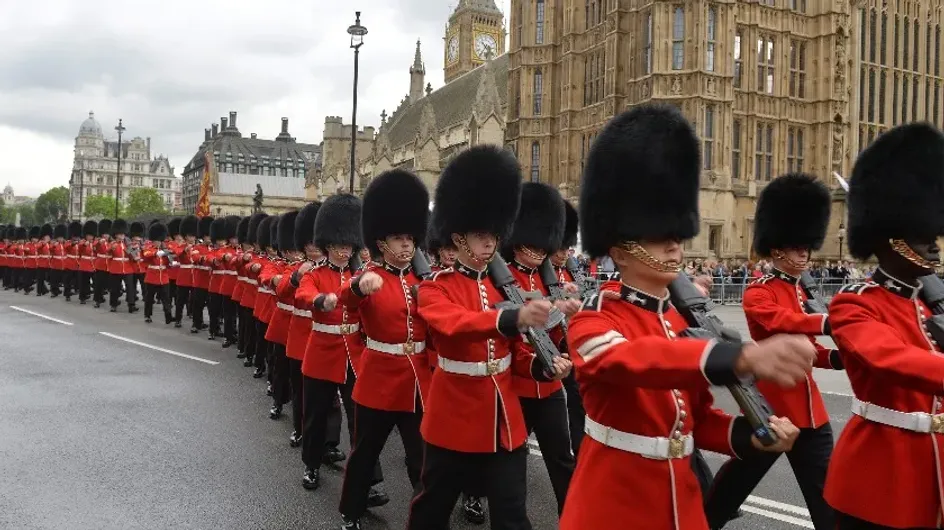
left=706, top=277, right=855, bottom=305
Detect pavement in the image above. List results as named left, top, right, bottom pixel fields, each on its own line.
left=0, top=291, right=851, bottom=530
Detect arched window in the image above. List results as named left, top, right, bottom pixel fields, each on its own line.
left=672, top=7, right=685, bottom=70
left=533, top=69, right=543, bottom=115
left=536, top=0, right=545, bottom=44
left=530, top=142, right=541, bottom=182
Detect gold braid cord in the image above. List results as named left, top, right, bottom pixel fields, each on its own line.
left=771, top=249, right=810, bottom=271
left=618, top=241, right=683, bottom=273
left=890, top=238, right=935, bottom=269
left=456, top=235, right=496, bottom=267
left=517, top=245, right=546, bottom=262
left=378, top=240, right=415, bottom=262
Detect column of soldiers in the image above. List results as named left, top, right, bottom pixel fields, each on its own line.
left=3, top=103, right=944, bottom=530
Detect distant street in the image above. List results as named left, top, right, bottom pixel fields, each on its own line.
left=0, top=294, right=849, bottom=529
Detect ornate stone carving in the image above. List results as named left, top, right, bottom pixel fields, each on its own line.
left=706, top=77, right=716, bottom=95
left=671, top=77, right=682, bottom=95
left=831, top=123, right=844, bottom=173
left=641, top=81, right=650, bottom=98
left=834, top=33, right=846, bottom=98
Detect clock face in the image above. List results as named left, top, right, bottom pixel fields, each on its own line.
left=447, top=35, right=459, bottom=63
left=474, top=33, right=497, bottom=60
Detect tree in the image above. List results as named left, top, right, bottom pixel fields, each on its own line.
left=85, top=195, right=122, bottom=219
left=33, top=186, right=69, bottom=223
left=1, top=203, right=37, bottom=226
left=125, top=187, right=167, bottom=218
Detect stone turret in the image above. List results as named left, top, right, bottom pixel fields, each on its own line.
left=409, top=39, right=426, bottom=104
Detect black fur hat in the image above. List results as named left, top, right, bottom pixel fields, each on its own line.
left=432, top=145, right=521, bottom=245
left=278, top=211, right=299, bottom=252
left=561, top=201, right=578, bottom=249
left=40, top=223, right=53, bottom=238
left=506, top=182, right=565, bottom=253
left=752, top=173, right=831, bottom=257
left=314, top=194, right=362, bottom=251
left=167, top=217, right=181, bottom=238
left=98, top=219, right=112, bottom=236
left=224, top=216, right=240, bottom=241
left=28, top=226, right=40, bottom=239
left=180, top=215, right=198, bottom=237
left=362, top=169, right=429, bottom=259
left=848, top=122, right=944, bottom=260
left=236, top=216, right=250, bottom=245
left=83, top=220, right=98, bottom=237
left=148, top=222, right=168, bottom=242
left=17, top=227, right=28, bottom=240
left=53, top=224, right=67, bottom=239
left=209, top=217, right=226, bottom=242
left=112, top=218, right=129, bottom=236
left=294, top=201, right=322, bottom=250
left=198, top=216, right=214, bottom=239
left=69, top=221, right=83, bottom=239
left=257, top=215, right=275, bottom=250
left=1, top=226, right=9, bottom=240
left=129, top=221, right=145, bottom=238
left=580, top=104, right=701, bottom=258
left=269, top=214, right=281, bottom=251
left=247, top=213, right=269, bottom=246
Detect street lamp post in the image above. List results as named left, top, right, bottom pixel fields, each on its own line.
left=114, top=119, right=125, bottom=218
left=838, top=222, right=846, bottom=261
left=347, top=11, right=367, bottom=194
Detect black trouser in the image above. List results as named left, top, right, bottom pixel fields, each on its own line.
left=191, top=287, right=207, bottom=328
left=692, top=449, right=715, bottom=500
left=168, top=280, right=176, bottom=310
left=134, top=273, right=145, bottom=301
left=207, top=292, right=224, bottom=336
left=93, top=269, right=108, bottom=304
left=300, top=368, right=383, bottom=485
left=35, top=268, right=48, bottom=295
left=340, top=401, right=424, bottom=520
left=255, top=319, right=270, bottom=371
left=109, top=273, right=136, bottom=309
left=270, top=343, right=292, bottom=407
left=705, top=422, right=835, bottom=529
left=408, top=442, right=532, bottom=530
left=48, top=269, right=61, bottom=296
left=174, top=285, right=191, bottom=323
left=2, top=266, right=11, bottom=288
left=222, top=297, right=238, bottom=341
left=836, top=512, right=937, bottom=530
left=288, top=358, right=304, bottom=434
left=79, top=271, right=92, bottom=301
left=239, top=306, right=256, bottom=357
left=561, top=372, right=585, bottom=457
left=63, top=269, right=75, bottom=298
left=20, top=268, right=35, bottom=291
left=520, top=391, right=574, bottom=514
left=144, top=283, right=172, bottom=321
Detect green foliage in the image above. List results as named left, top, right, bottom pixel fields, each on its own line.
left=0, top=203, right=37, bottom=226
left=33, top=186, right=69, bottom=223
left=124, top=187, right=168, bottom=218
left=85, top=194, right=122, bottom=219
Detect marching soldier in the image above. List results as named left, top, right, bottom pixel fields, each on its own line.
left=36, top=224, right=52, bottom=296
left=107, top=219, right=138, bottom=313
left=49, top=224, right=67, bottom=298
left=64, top=221, right=83, bottom=302
left=0, top=225, right=8, bottom=289
left=337, top=169, right=431, bottom=530
left=141, top=222, right=174, bottom=324
left=174, top=216, right=200, bottom=328
left=705, top=173, right=840, bottom=529
left=23, top=225, right=40, bottom=294
left=219, top=216, right=242, bottom=348
left=253, top=216, right=278, bottom=379
left=258, top=216, right=282, bottom=390
left=13, top=226, right=26, bottom=291
left=207, top=217, right=230, bottom=339
left=264, top=213, right=299, bottom=419
left=826, top=122, right=944, bottom=529
left=129, top=221, right=147, bottom=298
left=232, top=216, right=251, bottom=356
left=562, top=105, right=811, bottom=529
left=78, top=221, right=97, bottom=304
left=407, top=145, right=571, bottom=529
left=426, top=224, right=457, bottom=271
left=93, top=219, right=112, bottom=308
left=190, top=216, right=214, bottom=334
left=167, top=217, right=182, bottom=309
left=238, top=214, right=268, bottom=367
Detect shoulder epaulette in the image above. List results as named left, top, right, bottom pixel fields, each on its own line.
left=429, top=268, right=454, bottom=281
left=837, top=281, right=878, bottom=295
left=580, top=291, right=605, bottom=312
left=749, top=274, right=774, bottom=285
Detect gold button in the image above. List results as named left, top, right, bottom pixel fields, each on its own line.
left=677, top=399, right=685, bottom=408
left=672, top=389, right=681, bottom=397
left=674, top=430, right=682, bottom=438
left=668, top=330, right=677, bottom=338
left=664, top=321, right=672, bottom=328
left=679, top=410, right=687, bottom=419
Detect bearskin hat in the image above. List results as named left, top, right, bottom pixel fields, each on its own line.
left=1, top=226, right=9, bottom=240
left=111, top=218, right=129, bottom=236
left=224, top=216, right=240, bottom=241
left=561, top=201, right=578, bottom=249
left=294, top=201, right=321, bottom=251
left=98, top=219, right=112, bottom=236
left=167, top=217, right=181, bottom=238
left=148, top=222, right=168, bottom=242
left=40, top=223, right=53, bottom=238
left=246, top=213, right=269, bottom=246
left=580, top=104, right=700, bottom=258
left=180, top=215, right=198, bottom=238
left=257, top=215, right=275, bottom=250
left=314, top=194, right=362, bottom=251
left=278, top=211, right=299, bottom=252
left=53, top=224, right=67, bottom=239
left=505, top=182, right=565, bottom=254
left=752, top=173, right=831, bottom=257
left=28, top=226, right=40, bottom=239
left=198, top=216, right=214, bottom=239
left=209, top=217, right=226, bottom=242
left=235, top=216, right=249, bottom=245
left=848, top=122, right=944, bottom=260
left=130, top=221, right=146, bottom=238
left=361, top=169, right=429, bottom=259
left=68, top=221, right=82, bottom=239
left=269, top=214, right=281, bottom=251
left=432, top=145, right=521, bottom=245
left=17, top=227, right=28, bottom=240
left=83, top=220, right=98, bottom=237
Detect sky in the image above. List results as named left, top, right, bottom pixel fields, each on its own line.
left=0, top=0, right=511, bottom=198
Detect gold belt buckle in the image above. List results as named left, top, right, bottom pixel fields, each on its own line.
left=485, top=359, right=501, bottom=375
left=932, top=414, right=944, bottom=434
left=402, top=341, right=415, bottom=355
left=668, top=437, right=685, bottom=459
left=339, top=324, right=352, bottom=335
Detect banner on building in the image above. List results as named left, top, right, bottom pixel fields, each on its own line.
left=195, top=151, right=214, bottom=217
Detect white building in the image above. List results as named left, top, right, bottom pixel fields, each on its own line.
left=2, top=184, right=34, bottom=206
left=70, top=111, right=179, bottom=219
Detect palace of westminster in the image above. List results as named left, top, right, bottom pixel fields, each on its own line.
left=115, top=0, right=944, bottom=261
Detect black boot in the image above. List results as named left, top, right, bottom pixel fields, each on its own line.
left=366, top=487, right=390, bottom=508
left=289, top=431, right=302, bottom=448
left=269, top=405, right=282, bottom=419
left=463, top=494, right=486, bottom=525
left=323, top=446, right=346, bottom=465
left=302, top=468, right=320, bottom=490
left=252, top=367, right=266, bottom=379
left=339, top=515, right=361, bottom=530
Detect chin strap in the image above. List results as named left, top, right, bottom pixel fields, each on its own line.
left=378, top=240, right=415, bottom=262
left=771, top=249, right=811, bottom=271
left=617, top=241, right=682, bottom=273
left=455, top=234, right=495, bottom=269
left=889, top=239, right=936, bottom=270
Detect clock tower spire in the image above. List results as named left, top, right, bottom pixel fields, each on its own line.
left=443, top=0, right=504, bottom=84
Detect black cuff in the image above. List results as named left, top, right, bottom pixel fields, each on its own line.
left=822, top=317, right=831, bottom=336
left=702, top=341, right=743, bottom=386
left=350, top=277, right=366, bottom=298
left=497, top=308, right=520, bottom=338
left=290, top=270, right=301, bottom=288
left=530, top=355, right=553, bottom=382
left=829, top=349, right=844, bottom=370
left=730, top=416, right=762, bottom=459
left=313, top=294, right=326, bottom=311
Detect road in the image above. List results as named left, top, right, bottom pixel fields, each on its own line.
left=0, top=292, right=850, bottom=529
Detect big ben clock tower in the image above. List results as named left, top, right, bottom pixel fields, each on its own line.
left=444, top=0, right=505, bottom=84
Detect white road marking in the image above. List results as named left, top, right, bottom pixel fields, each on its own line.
left=741, top=505, right=814, bottom=528
left=98, top=332, right=220, bottom=365
left=821, top=390, right=853, bottom=397
left=9, top=305, right=73, bottom=326
left=746, top=494, right=811, bottom=517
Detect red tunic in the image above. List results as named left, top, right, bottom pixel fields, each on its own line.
left=231, top=251, right=247, bottom=302
left=743, top=270, right=839, bottom=429
left=239, top=254, right=262, bottom=309
left=264, top=259, right=296, bottom=344
left=175, top=243, right=196, bottom=288
left=825, top=270, right=944, bottom=528
left=297, top=262, right=364, bottom=383
left=208, top=248, right=227, bottom=294
left=254, top=256, right=279, bottom=323
left=49, top=241, right=65, bottom=270
left=77, top=240, right=95, bottom=272
left=142, top=246, right=172, bottom=285
left=508, top=261, right=565, bottom=399
left=107, top=241, right=136, bottom=275
left=416, top=264, right=542, bottom=453
left=220, top=249, right=239, bottom=297
left=36, top=241, right=50, bottom=269
left=563, top=281, right=753, bottom=530
left=23, top=242, right=37, bottom=269
left=94, top=240, right=110, bottom=271
left=192, top=244, right=212, bottom=290
left=284, top=260, right=324, bottom=361
left=166, top=241, right=180, bottom=282
left=63, top=241, right=78, bottom=272
left=341, top=262, right=432, bottom=413
left=0, top=242, right=7, bottom=268
left=134, top=242, right=147, bottom=274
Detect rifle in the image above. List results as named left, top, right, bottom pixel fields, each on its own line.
left=539, top=258, right=574, bottom=302
left=565, top=256, right=602, bottom=300
left=348, top=252, right=363, bottom=272
left=668, top=274, right=779, bottom=446
left=798, top=271, right=829, bottom=315
left=918, top=273, right=944, bottom=345
left=488, top=254, right=565, bottom=375
left=410, top=250, right=433, bottom=299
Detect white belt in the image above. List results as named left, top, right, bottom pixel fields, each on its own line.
left=212, top=270, right=227, bottom=275
left=258, top=287, right=275, bottom=295
left=851, top=397, right=944, bottom=434
left=277, top=301, right=294, bottom=312
left=112, top=257, right=129, bottom=261
left=196, top=265, right=211, bottom=271
left=293, top=308, right=312, bottom=318
left=179, top=264, right=194, bottom=269
left=218, top=270, right=237, bottom=275
left=244, top=278, right=258, bottom=285
left=52, top=256, right=65, bottom=259
left=81, top=256, right=95, bottom=260
left=97, top=254, right=109, bottom=259
left=312, top=322, right=360, bottom=335
left=584, top=416, right=695, bottom=460
left=437, top=355, right=511, bottom=377
left=237, top=275, right=247, bottom=282
left=148, top=265, right=166, bottom=270
left=367, top=338, right=426, bottom=355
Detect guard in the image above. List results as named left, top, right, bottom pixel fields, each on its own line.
left=175, top=215, right=200, bottom=328
left=93, top=219, right=112, bottom=307
left=78, top=220, right=97, bottom=304
left=49, top=224, right=67, bottom=298
left=239, top=213, right=268, bottom=367
left=141, top=222, right=173, bottom=324
left=265, top=211, right=301, bottom=420
left=107, top=219, right=137, bottom=313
